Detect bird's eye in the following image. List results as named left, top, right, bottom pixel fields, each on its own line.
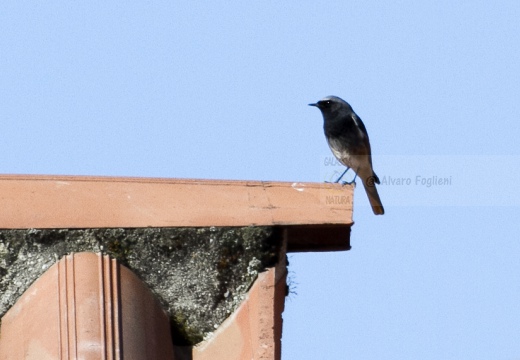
left=321, top=100, right=332, bottom=107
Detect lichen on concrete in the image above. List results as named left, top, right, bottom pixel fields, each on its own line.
left=0, top=226, right=280, bottom=345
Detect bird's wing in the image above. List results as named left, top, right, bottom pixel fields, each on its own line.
left=351, top=113, right=370, bottom=145
left=351, top=113, right=374, bottom=166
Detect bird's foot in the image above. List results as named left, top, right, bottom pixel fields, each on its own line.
left=341, top=180, right=356, bottom=186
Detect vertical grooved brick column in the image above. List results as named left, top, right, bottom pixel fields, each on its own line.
left=192, top=241, right=287, bottom=360
left=0, top=253, right=175, bottom=360
left=56, top=253, right=122, bottom=359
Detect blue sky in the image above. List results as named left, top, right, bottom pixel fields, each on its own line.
left=2, top=1, right=520, bottom=359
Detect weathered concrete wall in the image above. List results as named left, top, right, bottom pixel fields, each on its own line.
left=0, top=226, right=280, bottom=344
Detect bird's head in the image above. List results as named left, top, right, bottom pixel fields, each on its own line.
left=309, top=95, right=353, bottom=119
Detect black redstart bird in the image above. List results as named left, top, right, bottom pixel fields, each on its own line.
left=309, top=95, right=384, bottom=215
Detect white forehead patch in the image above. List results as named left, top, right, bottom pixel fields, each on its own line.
left=321, top=96, right=335, bottom=102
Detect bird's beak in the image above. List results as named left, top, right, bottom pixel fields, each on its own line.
left=308, top=103, right=318, bottom=107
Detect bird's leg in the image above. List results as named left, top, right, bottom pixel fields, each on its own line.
left=334, top=167, right=350, bottom=183
left=341, top=167, right=358, bottom=186
left=341, top=173, right=357, bottom=185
